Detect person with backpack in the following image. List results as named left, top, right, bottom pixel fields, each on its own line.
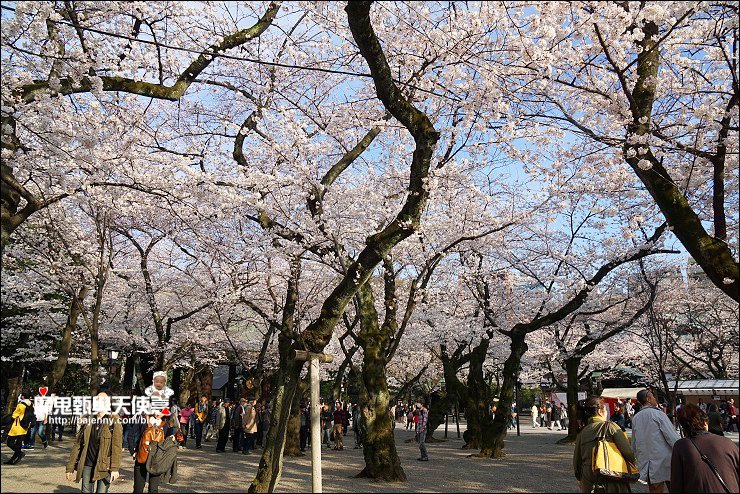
left=4, top=392, right=34, bottom=465
left=65, top=392, right=123, bottom=493
left=133, top=409, right=168, bottom=493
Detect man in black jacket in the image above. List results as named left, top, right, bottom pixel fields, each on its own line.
left=299, top=404, right=309, bottom=452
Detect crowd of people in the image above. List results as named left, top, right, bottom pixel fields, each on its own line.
left=530, top=401, right=568, bottom=430
left=573, top=389, right=739, bottom=494
left=3, top=384, right=434, bottom=492
left=3, top=382, right=738, bottom=493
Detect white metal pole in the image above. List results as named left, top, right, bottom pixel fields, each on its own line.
left=310, top=355, right=322, bottom=493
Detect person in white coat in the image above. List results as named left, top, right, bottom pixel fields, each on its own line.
left=531, top=404, right=539, bottom=428
left=630, top=388, right=680, bottom=494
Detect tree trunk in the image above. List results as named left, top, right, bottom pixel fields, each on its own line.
left=427, top=352, right=463, bottom=442
left=89, top=336, right=101, bottom=395
left=355, top=283, right=406, bottom=481
left=462, top=336, right=490, bottom=450
left=134, top=354, right=147, bottom=395
left=356, top=356, right=406, bottom=480
left=284, top=380, right=305, bottom=457
left=476, top=335, right=527, bottom=458
left=558, top=357, right=582, bottom=444
left=249, top=335, right=302, bottom=492
left=121, top=354, right=135, bottom=394
left=203, top=367, right=213, bottom=398
left=46, top=286, right=89, bottom=391
left=3, top=365, right=25, bottom=416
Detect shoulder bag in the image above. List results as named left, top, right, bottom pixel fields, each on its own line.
left=592, top=421, right=639, bottom=482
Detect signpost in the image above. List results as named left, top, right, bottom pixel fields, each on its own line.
left=293, top=350, right=333, bottom=493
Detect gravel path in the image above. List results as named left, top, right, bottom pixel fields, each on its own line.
left=6, top=423, right=723, bottom=492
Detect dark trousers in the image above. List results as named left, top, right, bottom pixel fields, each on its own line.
left=134, top=461, right=161, bottom=493
left=299, top=426, right=309, bottom=451
left=216, top=427, right=229, bottom=451
left=180, top=423, right=189, bottom=446
left=6, top=435, right=24, bottom=462
left=81, top=465, right=110, bottom=493
left=194, top=421, right=204, bottom=447
left=232, top=427, right=243, bottom=451
left=243, top=432, right=256, bottom=452
left=52, top=423, right=64, bottom=440
left=256, top=424, right=263, bottom=446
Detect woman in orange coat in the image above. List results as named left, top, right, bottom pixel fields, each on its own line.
left=133, top=409, right=168, bottom=493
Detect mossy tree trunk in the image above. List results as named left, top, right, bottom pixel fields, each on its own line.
left=476, top=334, right=527, bottom=458
left=284, top=378, right=307, bottom=457
left=355, top=281, right=406, bottom=481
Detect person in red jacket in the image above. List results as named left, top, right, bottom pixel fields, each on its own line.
left=332, top=403, right=345, bottom=450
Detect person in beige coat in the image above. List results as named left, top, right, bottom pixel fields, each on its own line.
left=241, top=399, right=258, bottom=454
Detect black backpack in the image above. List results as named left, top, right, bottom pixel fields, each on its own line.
left=19, top=404, right=35, bottom=430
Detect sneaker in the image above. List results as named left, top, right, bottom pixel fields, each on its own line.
left=43, top=441, right=48, bottom=449
left=417, top=457, right=429, bottom=461
left=13, top=451, right=26, bottom=464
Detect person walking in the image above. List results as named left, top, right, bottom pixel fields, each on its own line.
left=4, top=393, right=33, bottom=465
left=205, top=399, right=219, bottom=442
left=332, top=402, right=345, bottom=450
left=726, top=399, right=737, bottom=433
left=612, top=405, right=627, bottom=431
left=406, top=409, right=414, bottom=430
left=28, top=393, right=51, bottom=449
left=707, top=403, right=724, bottom=436
left=352, top=404, right=362, bottom=449
left=166, top=400, right=180, bottom=439
left=631, top=388, right=681, bottom=494
left=65, top=392, right=123, bottom=493
left=193, top=396, right=209, bottom=449
left=133, top=410, right=168, bottom=493
left=671, top=403, right=739, bottom=493
left=241, top=398, right=258, bottom=455
left=178, top=404, right=193, bottom=448
left=232, top=399, right=246, bottom=453
left=320, top=404, right=333, bottom=448
left=215, top=399, right=232, bottom=452
left=299, top=403, right=309, bottom=452
left=573, top=396, right=635, bottom=493
left=531, top=403, right=539, bottom=428
left=259, top=403, right=271, bottom=448
left=625, top=399, right=635, bottom=430
left=551, top=403, right=563, bottom=431
left=417, top=402, right=429, bottom=461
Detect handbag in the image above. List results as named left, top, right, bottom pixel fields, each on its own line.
left=592, top=421, right=639, bottom=482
